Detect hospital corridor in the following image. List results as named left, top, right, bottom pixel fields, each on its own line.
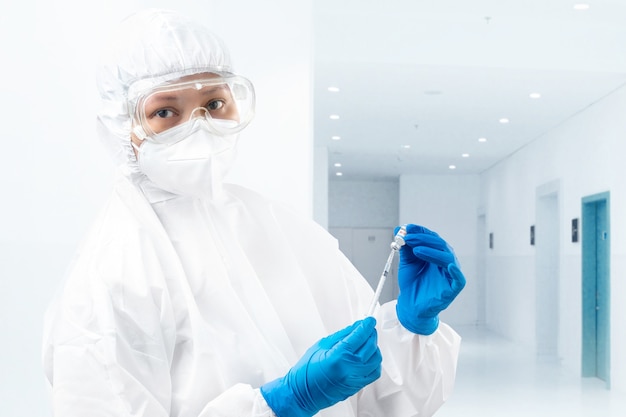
left=438, top=326, right=626, bottom=416
left=329, top=180, right=623, bottom=417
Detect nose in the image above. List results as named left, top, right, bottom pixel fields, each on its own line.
left=188, top=107, right=210, bottom=121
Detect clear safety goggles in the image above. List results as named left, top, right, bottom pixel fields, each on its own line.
left=132, top=74, right=255, bottom=141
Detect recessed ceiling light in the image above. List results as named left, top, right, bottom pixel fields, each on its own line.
left=573, top=4, right=590, bottom=10
left=478, top=137, right=488, bottom=143
left=462, top=153, right=470, bottom=158
left=449, top=165, right=457, bottom=170
left=330, top=114, right=340, bottom=120
left=336, top=172, right=343, bottom=177
left=334, top=163, right=342, bottom=167
left=499, top=118, right=510, bottom=124
left=402, top=144, right=411, bottom=149
left=529, top=92, right=542, bottom=99
left=328, top=86, right=340, bottom=93
left=331, top=135, right=341, bottom=141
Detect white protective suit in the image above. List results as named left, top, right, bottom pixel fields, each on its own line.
left=42, top=9, right=461, bottom=417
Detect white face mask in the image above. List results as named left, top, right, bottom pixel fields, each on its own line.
left=135, top=118, right=238, bottom=199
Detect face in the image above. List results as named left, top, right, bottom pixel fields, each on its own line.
left=131, top=72, right=254, bottom=149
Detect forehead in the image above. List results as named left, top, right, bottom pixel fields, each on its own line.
left=166, top=72, right=222, bottom=84
left=134, top=72, right=225, bottom=101
left=143, top=73, right=230, bottom=104
left=153, top=72, right=230, bottom=94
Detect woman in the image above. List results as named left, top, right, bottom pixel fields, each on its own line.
left=43, top=8, right=465, bottom=417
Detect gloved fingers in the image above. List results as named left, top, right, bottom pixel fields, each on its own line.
left=342, top=340, right=381, bottom=369
left=399, top=224, right=439, bottom=236
left=349, top=326, right=379, bottom=362
left=404, top=232, right=449, bottom=252
left=341, top=340, right=382, bottom=372
left=397, top=225, right=440, bottom=261
left=338, top=317, right=377, bottom=355
left=343, top=351, right=382, bottom=386
left=447, top=263, right=467, bottom=294
left=366, top=350, right=383, bottom=378
left=366, top=350, right=383, bottom=379
left=412, top=246, right=456, bottom=268
left=398, top=243, right=420, bottom=263
left=318, top=319, right=362, bottom=348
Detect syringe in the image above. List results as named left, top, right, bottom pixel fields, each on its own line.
left=366, top=225, right=407, bottom=317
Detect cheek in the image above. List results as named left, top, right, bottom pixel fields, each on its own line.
left=225, top=105, right=240, bottom=121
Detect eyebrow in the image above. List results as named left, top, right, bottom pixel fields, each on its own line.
left=146, top=94, right=181, bottom=103
left=142, top=94, right=184, bottom=112
left=199, top=85, right=229, bottom=95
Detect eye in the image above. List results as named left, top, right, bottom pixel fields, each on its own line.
left=153, top=108, right=176, bottom=119
left=206, top=100, right=225, bottom=111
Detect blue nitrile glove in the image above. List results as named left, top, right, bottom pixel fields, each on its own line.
left=260, top=317, right=382, bottom=417
left=395, top=224, right=466, bottom=335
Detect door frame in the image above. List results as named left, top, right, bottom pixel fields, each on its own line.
left=581, top=191, right=610, bottom=388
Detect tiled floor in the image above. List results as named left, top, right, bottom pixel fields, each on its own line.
left=436, top=326, right=626, bottom=416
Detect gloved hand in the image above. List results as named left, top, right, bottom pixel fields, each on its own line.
left=395, top=224, right=466, bottom=335
left=260, top=317, right=382, bottom=417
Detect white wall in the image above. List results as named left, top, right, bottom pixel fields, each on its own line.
left=314, top=146, right=329, bottom=229
left=327, top=179, right=400, bottom=305
left=0, top=1, right=312, bottom=415
left=329, top=179, right=399, bottom=228
left=480, top=84, right=626, bottom=392
left=399, top=174, right=481, bottom=328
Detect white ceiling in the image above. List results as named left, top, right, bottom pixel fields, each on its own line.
left=313, top=0, right=626, bottom=179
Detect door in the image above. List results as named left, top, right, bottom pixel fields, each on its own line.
left=329, top=227, right=399, bottom=304
left=581, top=192, right=610, bottom=388
left=535, top=192, right=559, bottom=356
left=352, top=228, right=399, bottom=304
left=476, top=214, right=487, bottom=326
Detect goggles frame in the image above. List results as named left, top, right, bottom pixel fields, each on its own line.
left=131, top=74, right=255, bottom=140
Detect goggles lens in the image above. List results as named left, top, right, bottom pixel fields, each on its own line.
left=135, top=75, right=255, bottom=137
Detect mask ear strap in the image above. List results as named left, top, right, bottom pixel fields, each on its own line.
left=133, top=125, right=149, bottom=141
left=130, top=126, right=147, bottom=162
